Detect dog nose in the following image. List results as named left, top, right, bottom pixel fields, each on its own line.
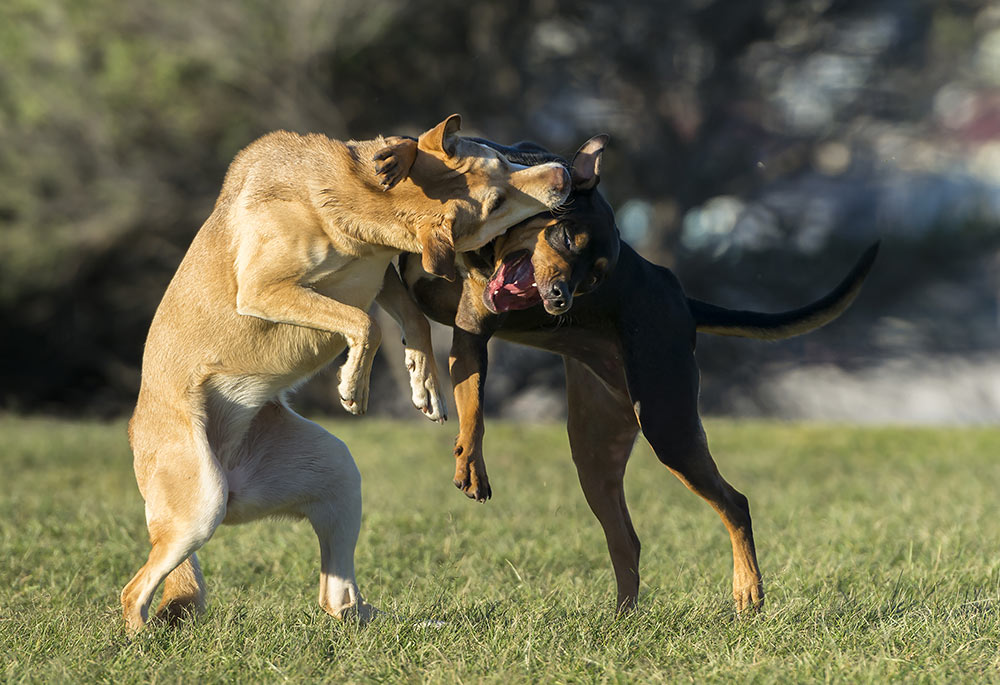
left=545, top=281, right=572, bottom=314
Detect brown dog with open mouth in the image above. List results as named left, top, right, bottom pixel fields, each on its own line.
left=402, top=135, right=878, bottom=614
left=120, top=115, right=571, bottom=633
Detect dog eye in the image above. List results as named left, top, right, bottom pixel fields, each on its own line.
left=562, top=228, right=574, bottom=252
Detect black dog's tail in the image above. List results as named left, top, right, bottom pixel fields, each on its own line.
left=688, top=242, right=879, bottom=340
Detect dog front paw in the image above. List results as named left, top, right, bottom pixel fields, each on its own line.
left=337, top=327, right=380, bottom=415
left=405, top=348, right=447, bottom=423
left=337, top=360, right=371, bottom=416
left=372, top=137, right=417, bottom=191
left=453, top=444, right=491, bottom=502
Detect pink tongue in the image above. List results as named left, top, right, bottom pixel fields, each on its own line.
left=488, top=254, right=541, bottom=312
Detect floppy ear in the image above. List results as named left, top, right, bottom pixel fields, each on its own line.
left=417, top=220, right=457, bottom=281
left=418, top=114, right=462, bottom=158
left=372, top=136, right=418, bottom=190
left=570, top=134, right=610, bottom=190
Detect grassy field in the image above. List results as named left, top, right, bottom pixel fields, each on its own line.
left=1, top=415, right=998, bottom=683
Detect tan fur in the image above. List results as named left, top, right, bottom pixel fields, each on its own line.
left=120, top=115, right=571, bottom=633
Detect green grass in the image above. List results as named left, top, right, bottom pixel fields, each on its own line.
left=1, top=415, right=998, bottom=683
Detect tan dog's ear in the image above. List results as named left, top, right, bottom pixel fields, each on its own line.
left=570, top=134, right=610, bottom=190
left=417, top=221, right=457, bottom=281
left=418, top=114, right=462, bottom=158
left=372, top=136, right=418, bottom=190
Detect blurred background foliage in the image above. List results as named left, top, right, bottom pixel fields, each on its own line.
left=1, top=0, right=998, bottom=420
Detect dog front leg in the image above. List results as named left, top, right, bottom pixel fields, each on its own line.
left=376, top=264, right=447, bottom=422
left=448, top=329, right=491, bottom=501
left=236, top=280, right=380, bottom=415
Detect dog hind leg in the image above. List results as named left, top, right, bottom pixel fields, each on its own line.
left=121, top=430, right=227, bottom=634
left=224, top=402, right=375, bottom=622
left=155, top=553, right=206, bottom=623
left=666, top=437, right=763, bottom=613
left=306, top=497, right=373, bottom=622
left=623, top=337, right=764, bottom=613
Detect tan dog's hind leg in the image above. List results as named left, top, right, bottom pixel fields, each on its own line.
left=565, top=358, right=641, bottom=612
left=309, top=497, right=375, bottom=623
left=155, top=553, right=206, bottom=623
left=376, top=265, right=446, bottom=422
left=223, top=403, right=375, bottom=622
left=121, top=431, right=227, bottom=634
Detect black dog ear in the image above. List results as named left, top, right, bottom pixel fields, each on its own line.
left=570, top=134, right=610, bottom=190
left=418, top=114, right=463, bottom=158
left=372, top=136, right=418, bottom=190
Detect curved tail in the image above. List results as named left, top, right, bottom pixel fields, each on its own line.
left=688, top=242, right=879, bottom=340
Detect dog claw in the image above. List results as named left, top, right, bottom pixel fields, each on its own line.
left=733, top=575, right=764, bottom=614
left=371, top=137, right=416, bottom=192
left=375, top=163, right=398, bottom=181
left=374, top=157, right=405, bottom=191
left=453, top=472, right=491, bottom=502
left=339, top=394, right=366, bottom=416
left=421, top=405, right=445, bottom=424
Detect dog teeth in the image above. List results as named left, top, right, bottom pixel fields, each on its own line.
left=531, top=282, right=537, bottom=287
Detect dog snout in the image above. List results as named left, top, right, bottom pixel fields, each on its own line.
left=543, top=281, right=572, bottom=315
left=511, top=163, right=572, bottom=209
left=547, top=165, right=571, bottom=207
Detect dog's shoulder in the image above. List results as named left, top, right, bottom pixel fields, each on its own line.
left=228, top=131, right=338, bottom=176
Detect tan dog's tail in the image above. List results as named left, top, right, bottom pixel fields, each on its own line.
left=688, top=242, right=879, bottom=340
left=155, top=553, right=206, bottom=623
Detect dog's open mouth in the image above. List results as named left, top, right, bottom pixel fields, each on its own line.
left=484, top=250, right=542, bottom=313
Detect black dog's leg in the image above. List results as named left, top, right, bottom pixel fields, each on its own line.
left=449, top=329, right=492, bottom=501
left=622, top=324, right=764, bottom=613
left=565, top=357, right=641, bottom=612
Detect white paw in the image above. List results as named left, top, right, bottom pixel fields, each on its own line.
left=337, top=359, right=370, bottom=416
left=405, top=348, right=447, bottom=423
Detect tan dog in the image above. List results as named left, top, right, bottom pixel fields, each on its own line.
left=120, top=114, right=571, bottom=633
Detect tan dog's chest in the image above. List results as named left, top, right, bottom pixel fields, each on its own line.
left=306, top=246, right=397, bottom=309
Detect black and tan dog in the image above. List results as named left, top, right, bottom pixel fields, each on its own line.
left=399, top=136, right=878, bottom=613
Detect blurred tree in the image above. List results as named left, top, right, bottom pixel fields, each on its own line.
left=1, top=0, right=997, bottom=416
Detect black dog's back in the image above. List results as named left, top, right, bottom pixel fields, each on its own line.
left=467, top=137, right=568, bottom=168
